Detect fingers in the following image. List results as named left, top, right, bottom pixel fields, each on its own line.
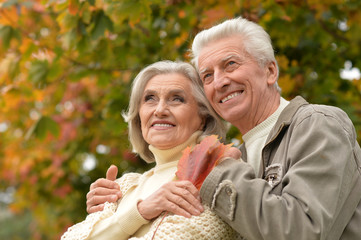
left=90, top=178, right=120, bottom=191
left=223, top=147, right=242, bottom=160
left=137, top=181, right=203, bottom=220
left=86, top=170, right=122, bottom=214
left=171, top=181, right=203, bottom=212
left=172, top=181, right=203, bottom=216
left=106, top=165, right=118, bottom=181
left=86, top=193, right=117, bottom=213
left=86, top=187, right=121, bottom=203
left=87, top=203, right=104, bottom=214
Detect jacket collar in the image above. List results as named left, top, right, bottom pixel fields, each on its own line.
left=239, top=96, right=308, bottom=170
left=266, top=96, right=308, bottom=144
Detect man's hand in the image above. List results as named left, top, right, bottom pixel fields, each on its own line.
left=224, top=146, right=242, bottom=160
left=137, top=181, right=204, bottom=220
left=86, top=165, right=122, bottom=214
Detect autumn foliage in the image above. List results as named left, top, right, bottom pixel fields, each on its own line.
left=176, top=135, right=232, bottom=190
left=0, top=0, right=360, bottom=239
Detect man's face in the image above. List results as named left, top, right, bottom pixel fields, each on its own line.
left=197, top=35, right=278, bottom=134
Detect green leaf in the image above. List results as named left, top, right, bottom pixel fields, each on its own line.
left=0, top=25, right=13, bottom=49
left=90, top=11, right=113, bottom=40
left=29, top=60, right=49, bottom=88
left=26, top=116, right=60, bottom=140
left=1, top=0, right=18, bottom=8
left=97, top=72, right=111, bottom=86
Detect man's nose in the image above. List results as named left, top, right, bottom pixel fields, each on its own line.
left=213, top=70, right=231, bottom=90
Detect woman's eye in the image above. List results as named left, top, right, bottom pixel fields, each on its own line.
left=144, top=95, right=154, bottom=102
left=173, top=96, right=184, bottom=102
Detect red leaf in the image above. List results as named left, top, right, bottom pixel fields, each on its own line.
left=175, top=135, right=231, bottom=189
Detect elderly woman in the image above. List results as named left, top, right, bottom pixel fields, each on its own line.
left=61, top=61, right=239, bottom=239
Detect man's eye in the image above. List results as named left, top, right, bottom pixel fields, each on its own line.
left=203, top=73, right=213, bottom=83
left=227, top=61, right=236, bottom=66
left=225, top=61, right=238, bottom=71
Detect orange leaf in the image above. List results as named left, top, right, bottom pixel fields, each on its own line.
left=175, top=135, right=231, bottom=189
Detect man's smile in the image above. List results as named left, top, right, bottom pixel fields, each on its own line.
left=220, top=91, right=243, bottom=103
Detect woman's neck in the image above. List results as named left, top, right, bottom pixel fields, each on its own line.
left=149, top=131, right=202, bottom=166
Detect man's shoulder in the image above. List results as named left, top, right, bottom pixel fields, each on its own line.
left=288, top=98, right=356, bottom=140
left=294, top=100, right=351, bottom=124
left=286, top=96, right=350, bottom=122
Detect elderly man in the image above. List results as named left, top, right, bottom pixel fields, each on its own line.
left=86, top=17, right=361, bottom=239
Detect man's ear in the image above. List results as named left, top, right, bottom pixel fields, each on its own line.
left=266, top=61, right=278, bottom=86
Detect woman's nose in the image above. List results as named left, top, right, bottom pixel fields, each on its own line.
left=154, top=101, right=168, bottom=117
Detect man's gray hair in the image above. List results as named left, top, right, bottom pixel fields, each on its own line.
left=191, top=17, right=281, bottom=92
left=122, top=60, right=227, bottom=163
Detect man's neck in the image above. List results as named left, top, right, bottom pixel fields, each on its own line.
left=235, top=93, right=281, bottom=135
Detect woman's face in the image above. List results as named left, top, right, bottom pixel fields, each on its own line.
left=139, top=73, right=204, bottom=149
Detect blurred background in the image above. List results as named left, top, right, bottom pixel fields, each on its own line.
left=0, top=0, right=360, bottom=239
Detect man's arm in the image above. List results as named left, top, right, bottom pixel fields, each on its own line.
left=201, top=109, right=359, bottom=240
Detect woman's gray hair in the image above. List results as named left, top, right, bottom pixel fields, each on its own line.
left=191, top=17, right=281, bottom=92
left=122, top=60, right=227, bottom=163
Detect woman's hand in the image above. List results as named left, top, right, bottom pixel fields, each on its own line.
left=86, top=165, right=122, bottom=214
left=137, top=180, right=204, bottom=220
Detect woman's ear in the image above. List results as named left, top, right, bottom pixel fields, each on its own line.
left=199, top=117, right=206, bottom=131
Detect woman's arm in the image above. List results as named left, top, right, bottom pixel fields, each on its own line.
left=62, top=173, right=147, bottom=240
left=88, top=200, right=149, bottom=240
left=86, top=165, right=122, bottom=213
left=129, top=205, right=237, bottom=240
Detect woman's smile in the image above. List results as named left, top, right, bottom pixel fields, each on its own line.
left=139, top=73, right=203, bottom=149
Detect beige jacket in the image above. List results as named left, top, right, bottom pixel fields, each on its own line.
left=201, top=96, right=361, bottom=240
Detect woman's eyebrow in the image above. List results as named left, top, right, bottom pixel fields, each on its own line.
left=143, top=89, right=156, bottom=95
left=168, top=89, right=186, bottom=96
left=143, top=89, right=186, bottom=96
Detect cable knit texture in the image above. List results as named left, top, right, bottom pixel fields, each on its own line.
left=61, top=172, right=237, bottom=240
left=61, top=131, right=237, bottom=239
left=61, top=173, right=141, bottom=240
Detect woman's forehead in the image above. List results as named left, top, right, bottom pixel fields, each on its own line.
left=145, top=73, right=192, bottom=91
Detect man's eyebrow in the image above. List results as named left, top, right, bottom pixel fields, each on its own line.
left=199, top=55, right=241, bottom=74
left=222, top=54, right=240, bottom=63
left=199, top=68, right=209, bottom=74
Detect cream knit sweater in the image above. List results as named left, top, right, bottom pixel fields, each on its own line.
left=61, top=131, right=237, bottom=240
left=242, top=97, right=289, bottom=175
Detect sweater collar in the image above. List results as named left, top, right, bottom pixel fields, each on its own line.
left=149, top=131, right=202, bottom=167
left=243, top=97, right=289, bottom=143
left=266, top=96, right=308, bottom=142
